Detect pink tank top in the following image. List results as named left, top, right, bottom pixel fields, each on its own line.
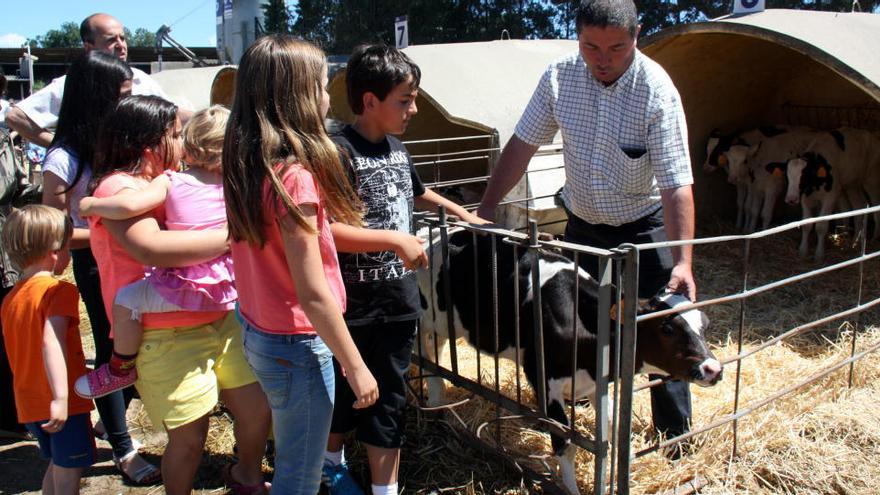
left=148, top=170, right=236, bottom=311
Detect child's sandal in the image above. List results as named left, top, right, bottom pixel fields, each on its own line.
left=223, top=463, right=270, bottom=494
left=114, top=449, right=161, bottom=485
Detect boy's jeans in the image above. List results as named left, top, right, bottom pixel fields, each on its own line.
left=241, top=321, right=335, bottom=493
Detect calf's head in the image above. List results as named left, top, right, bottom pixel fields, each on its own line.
left=785, top=157, right=807, bottom=204
left=786, top=152, right=833, bottom=205
left=703, top=130, right=725, bottom=173
left=635, top=293, right=722, bottom=387
left=725, top=144, right=751, bottom=184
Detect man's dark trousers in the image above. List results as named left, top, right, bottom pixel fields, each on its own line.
left=563, top=207, right=692, bottom=437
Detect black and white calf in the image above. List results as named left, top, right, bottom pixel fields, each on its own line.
left=417, top=229, right=722, bottom=494
left=785, top=128, right=880, bottom=260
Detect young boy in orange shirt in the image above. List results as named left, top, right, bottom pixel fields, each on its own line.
left=1, top=205, right=95, bottom=494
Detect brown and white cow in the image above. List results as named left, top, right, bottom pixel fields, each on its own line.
left=417, top=229, right=722, bottom=494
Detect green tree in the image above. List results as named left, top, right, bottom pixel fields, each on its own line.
left=28, top=21, right=81, bottom=48
left=293, top=0, right=562, bottom=54
left=291, top=0, right=880, bottom=54
left=262, top=0, right=293, bottom=34
left=292, top=0, right=339, bottom=48
left=553, top=0, right=880, bottom=37
left=126, top=28, right=157, bottom=47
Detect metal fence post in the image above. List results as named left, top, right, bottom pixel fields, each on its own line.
left=438, top=206, right=459, bottom=376
left=616, top=244, right=639, bottom=495
left=529, top=220, right=548, bottom=416
left=593, top=255, right=613, bottom=495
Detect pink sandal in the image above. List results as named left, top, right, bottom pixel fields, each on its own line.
left=223, top=463, right=271, bottom=495
left=74, top=363, right=138, bottom=399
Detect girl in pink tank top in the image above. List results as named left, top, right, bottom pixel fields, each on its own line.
left=75, top=106, right=233, bottom=399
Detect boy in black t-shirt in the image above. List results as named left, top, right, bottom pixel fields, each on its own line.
left=324, top=45, right=486, bottom=495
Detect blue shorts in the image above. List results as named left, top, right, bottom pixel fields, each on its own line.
left=25, top=412, right=96, bottom=468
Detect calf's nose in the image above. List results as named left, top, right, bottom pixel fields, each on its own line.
left=698, top=358, right=723, bottom=385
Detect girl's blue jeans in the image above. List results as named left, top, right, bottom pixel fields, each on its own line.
left=241, top=321, right=335, bottom=493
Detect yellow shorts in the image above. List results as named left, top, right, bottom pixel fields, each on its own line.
left=135, top=312, right=256, bottom=431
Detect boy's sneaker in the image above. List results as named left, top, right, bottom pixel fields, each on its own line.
left=75, top=364, right=137, bottom=399
left=321, top=460, right=364, bottom=495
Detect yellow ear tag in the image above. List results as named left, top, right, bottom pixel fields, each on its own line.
left=609, top=300, right=624, bottom=321
left=817, top=166, right=827, bottom=178
left=718, top=155, right=728, bottom=167
left=772, top=168, right=783, bottom=177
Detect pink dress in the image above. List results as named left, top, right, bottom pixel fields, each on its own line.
left=148, top=170, right=236, bottom=311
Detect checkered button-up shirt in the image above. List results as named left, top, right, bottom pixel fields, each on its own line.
left=514, top=50, right=692, bottom=226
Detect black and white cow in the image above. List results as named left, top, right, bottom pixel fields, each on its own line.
left=417, top=229, right=722, bottom=494
left=785, top=128, right=880, bottom=260
left=704, top=126, right=792, bottom=231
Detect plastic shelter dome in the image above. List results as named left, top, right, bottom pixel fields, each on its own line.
left=150, top=66, right=238, bottom=111
left=640, top=9, right=880, bottom=221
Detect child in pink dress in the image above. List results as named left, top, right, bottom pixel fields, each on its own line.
left=75, top=105, right=233, bottom=399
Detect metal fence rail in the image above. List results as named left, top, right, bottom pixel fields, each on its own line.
left=613, top=205, right=880, bottom=494
left=404, top=130, right=880, bottom=492
left=413, top=210, right=620, bottom=495
left=412, top=201, right=880, bottom=494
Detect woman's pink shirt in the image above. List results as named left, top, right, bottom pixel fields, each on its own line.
left=89, top=172, right=226, bottom=330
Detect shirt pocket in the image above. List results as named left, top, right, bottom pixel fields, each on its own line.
left=606, top=145, right=652, bottom=195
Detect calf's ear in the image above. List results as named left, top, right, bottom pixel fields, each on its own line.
left=609, top=299, right=625, bottom=321
left=636, top=297, right=654, bottom=315
left=446, top=244, right=464, bottom=257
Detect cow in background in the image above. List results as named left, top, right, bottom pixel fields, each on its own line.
left=705, top=127, right=785, bottom=230
left=729, top=127, right=827, bottom=232
left=417, top=228, right=722, bottom=494
left=785, top=128, right=880, bottom=260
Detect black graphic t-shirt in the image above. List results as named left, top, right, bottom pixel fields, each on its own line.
left=332, top=125, right=426, bottom=325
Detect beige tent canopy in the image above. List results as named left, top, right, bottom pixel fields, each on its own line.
left=328, top=40, right=577, bottom=230
left=640, top=9, right=880, bottom=220
left=151, top=66, right=238, bottom=111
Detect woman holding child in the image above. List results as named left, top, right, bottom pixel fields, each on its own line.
left=86, top=95, right=270, bottom=495
left=40, top=50, right=160, bottom=484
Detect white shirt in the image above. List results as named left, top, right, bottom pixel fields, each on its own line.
left=515, top=50, right=692, bottom=226
left=14, top=67, right=167, bottom=130
left=0, top=99, right=9, bottom=126
left=42, top=147, right=91, bottom=228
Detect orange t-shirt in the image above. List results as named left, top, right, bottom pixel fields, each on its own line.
left=232, top=164, right=346, bottom=334
left=1, top=275, right=93, bottom=423
left=89, top=172, right=225, bottom=330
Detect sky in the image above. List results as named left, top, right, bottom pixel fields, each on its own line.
left=0, top=0, right=232, bottom=48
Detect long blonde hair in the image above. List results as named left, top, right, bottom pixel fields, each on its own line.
left=223, top=35, right=362, bottom=245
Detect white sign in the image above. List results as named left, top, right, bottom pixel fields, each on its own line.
left=394, top=15, right=408, bottom=49
left=733, top=0, right=765, bottom=14
left=216, top=0, right=224, bottom=25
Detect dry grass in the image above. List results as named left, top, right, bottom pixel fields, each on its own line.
left=422, top=327, right=880, bottom=495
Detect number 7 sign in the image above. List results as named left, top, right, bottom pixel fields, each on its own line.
left=395, top=15, right=409, bottom=49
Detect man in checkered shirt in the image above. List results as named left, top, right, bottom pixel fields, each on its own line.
left=478, top=0, right=696, bottom=449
